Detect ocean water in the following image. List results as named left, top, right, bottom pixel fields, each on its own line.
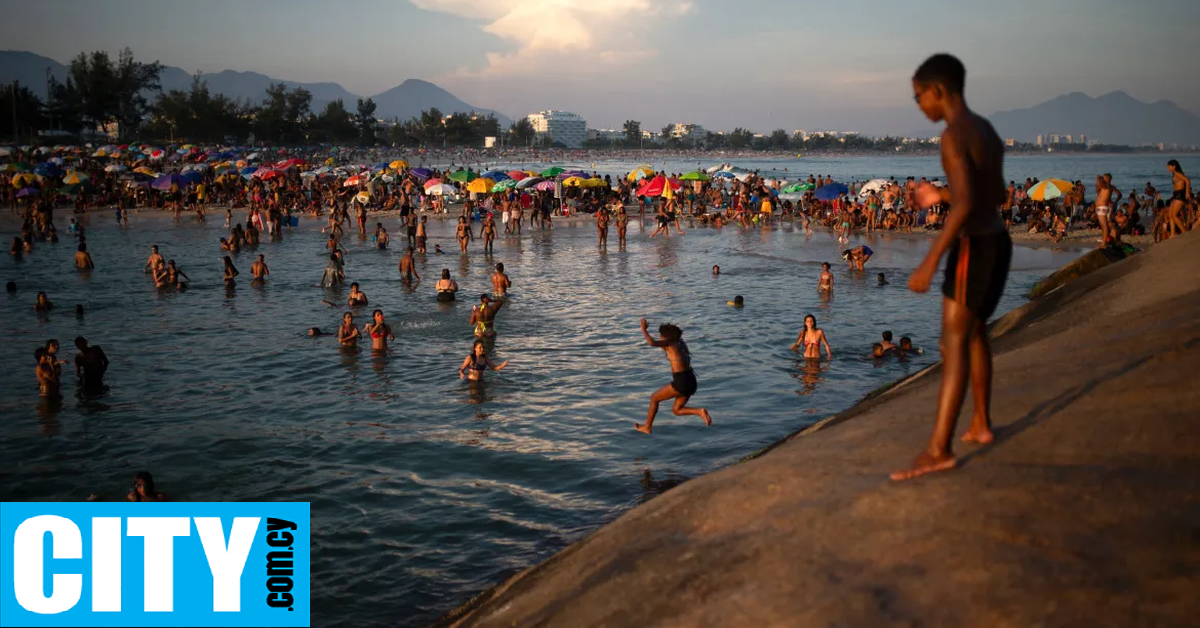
left=1, top=157, right=1096, bottom=626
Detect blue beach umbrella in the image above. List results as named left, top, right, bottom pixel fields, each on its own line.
left=151, top=174, right=187, bottom=190
left=814, top=182, right=849, bottom=201
left=480, top=170, right=510, bottom=181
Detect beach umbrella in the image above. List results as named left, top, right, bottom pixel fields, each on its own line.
left=507, top=170, right=528, bottom=181
left=636, top=175, right=681, bottom=197
left=355, top=191, right=370, bottom=204
left=61, top=171, right=89, bottom=185
left=480, top=170, right=509, bottom=181
left=92, top=149, right=108, bottom=158
left=11, top=173, right=38, bottom=187
left=712, top=171, right=737, bottom=179
left=423, top=178, right=445, bottom=190
left=409, top=167, right=432, bottom=180
left=246, top=152, right=260, bottom=161
left=447, top=169, right=478, bottom=183
left=16, top=186, right=40, bottom=198
left=540, top=166, right=565, bottom=177
left=151, top=174, right=187, bottom=190
left=0, top=146, right=12, bottom=157
left=580, top=178, right=606, bottom=188
left=104, top=164, right=127, bottom=173
left=782, top=182, right=813, bottom=194
left=516, top=176, right=544, bottom=189
left=627, top=165, right=655, bottom=181
left=426, top=183, right=457, bottom=196
left=680, top=171, right=710, bottom=181
left=343, top=174, right=366, bottom=187
left=466, top=177, right=496, bottom=194
left=532, top=180, right=556, bottom=191
left=34, top=162, right=64, bottom=178
left=3, top=162, right=28, bottom=173
left=1028, top=178, right=1073, bottom=201
left=181, top=171, right=204, bottom=184
left=389, top=159, right=409, bottom=170
left=814, top=183, right=849, bottom=201
left=58, top=182, right=95, bottom=196
left=561, top=176, right=587, bottom=187
left=256, top=168, right=284, bottom=180
left=558, top=170, right=587, bottom=179
left=148, top=149, right=165, bottom=160
left=491, top=179, right=518, bottom=192
left=857, top=179, right=890, bottom=198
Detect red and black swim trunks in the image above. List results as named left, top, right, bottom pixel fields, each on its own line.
left=942, top=232, right=1012, bottom=320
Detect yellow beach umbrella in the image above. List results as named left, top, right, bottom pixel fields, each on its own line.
left=1028, top=178, right=1074, bottom=201
left=581, top=177, right=606, bottom=188
left=355, top=191, right=371, bottom=204
left=62, top=171, right=89, bottom=185
left=466, top=177, right=496, bottom=194
left=134, top=166, right=157, bottom=176
left=389, top=160, right=408, bottom=170
left=561, top=176, right=586, bottom=187
left=11, top=173, right=38, bottom=187
left=627, top=165, right=654, bottom=181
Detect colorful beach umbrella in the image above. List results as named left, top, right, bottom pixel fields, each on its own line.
left=680, top=171, right=710, bottom=181
left=480, top=170, right=510, bottom=181
left=814, top=183, right=849, bottom=201
left=61, top=171, right=89, bottom=185
left=408, top=167, right=432, bottom=180
left=627, top=165, right=655, bottom=181
left=11, top=173, right=38, bottom=187
left=343, top=174, right=366, bottom=187
left=636, top=175, right=681, bottom=197
left=491, top=179, right=518, bottom=192
left=540, top=166, right=565, bottom=177
left=1028, top=178, right=1074, bottom=201
left=561, top=176, right=587, bottom=187
left=466, top=178, right=496, bottom=194
left=782, top=182, right=814, bottom=194
left=426, top=183, right=457, bottom=196
left=151, top=174, right=187, bottom=190
left=507, top=170, right=529, bottom=180
left=104, top=164, right=127, bottom=173
left=389, top=160, right=409, bottom=170
left=447, top=169, right=478, bottom=183
left=16, top=186, right=40, bottom=198
left=516, top=176, right=544, bottom=189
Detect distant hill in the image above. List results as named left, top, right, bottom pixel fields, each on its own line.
left=0, top=50, right=509, bottom=125
left=368, top=79, right=511, bottom=126
left=988, top=91, right=1200, bottom=146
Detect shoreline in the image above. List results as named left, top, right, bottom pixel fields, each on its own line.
left=431, top=231, right=1198, bottom=627
left=50, top=203, right=1151, bottom=253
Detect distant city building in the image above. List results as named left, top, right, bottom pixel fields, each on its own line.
left=793, top=129, right=807, bottom=141
left=1050, top=134, right=1061, bottom=144
left=1065, top=134, right=1073, bottom=144
left=1036, top=135, right=1044, bottom=147
left=641, top=130, right=663, bottom=145
left=526, top=110, right=586, bottom=148
left=668, top=123, right=708, bottom=146
left=484, top=136, right=498, bottom=148
left=1005, top=138, right=1016, bottom=147
left=1080, top=134, right=1087, bottom=144
left=586, top=128, right=625, bottom=143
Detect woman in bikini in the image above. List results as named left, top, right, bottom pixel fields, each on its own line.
left=1164, top=160, right=1192, bottom=240
left=455, top=216, right=472, bottom=253
left=470, top=294, right=504, bottom=337
left=362, top=309, right=394, bottom=352
left=790, top=314, right=833, bottom=360
left=347, top=282, right=368, bottom=307
left=458, top=339, right=509, bottom=382
left=337, top=312, right=361, bottom=347
left=222, top=256, right=239, bottom=285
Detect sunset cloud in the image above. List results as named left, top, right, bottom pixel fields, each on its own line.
left=410, top=0, right=696, bottom=76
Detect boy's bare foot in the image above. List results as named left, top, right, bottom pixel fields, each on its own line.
left=890, top=451, right=957, bottom=481
left=700, top=409, right=712, bottom=427
left=961, top=421, right=994, bottom=444
left=634, top=422, right=652, bottom=434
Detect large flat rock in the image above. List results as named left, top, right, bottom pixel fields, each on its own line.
left=439, top=232, right=1200, bottom=628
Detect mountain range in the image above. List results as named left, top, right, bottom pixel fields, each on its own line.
left=988, top=91, right=1200, bottom=146
left=0, top=50, right=511, bottom=126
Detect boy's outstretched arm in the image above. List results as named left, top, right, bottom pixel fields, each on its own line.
left=640, top=318, right=669, bottom=347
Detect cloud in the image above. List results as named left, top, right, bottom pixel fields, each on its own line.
left=410, top=0, right=695, bottom=77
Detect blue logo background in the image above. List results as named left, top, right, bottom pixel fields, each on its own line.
left=0, top=502, right=309, bottom=627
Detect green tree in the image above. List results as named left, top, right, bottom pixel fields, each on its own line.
left=623, top=119, right=641, bottom=146
left=43, top=76, right=85, bottom=134
left=66, top=48, right=162, bottom=140
left=728, top=127, right=753, bottom=149
left=0, top=82, right=45, bottom=141
left=146, top=75, right=253, bottom=143
left=770, top=129, right=789, bottom=149
left=310, top=99, right=356, bottom=144
left=355, top=97, right=377, bottom=145
left=255, top=83, right=312, bottom=144
left=508, top=117, right=534, bottom=146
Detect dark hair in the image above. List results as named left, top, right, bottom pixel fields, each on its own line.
left=734, top=295, right=744, bottom=305
left=78, top=243, right=86, bottom=252
left=496, top=262, right=504, bottom=272
left=134, top=471, right=156, bottom=493
left=372, top=309, right=383, bottom=318
left=34, top=347, right=45, bottom=361
left=883, top=331, right=893, bottom=341
left=350, top=282, right=359, bottom=289
left=659, top=323, right=682, bottom=341
left=1168, top=159, right=1184, bottom=174
left=913, top=53, right=966, bottom=95
left=7, top=281, right=17, bottom=292
left=900, top=336, right=912, bottom=347
left=441, top=269, right=450, bottom=279
left=75, top=336, right=87, bottom=348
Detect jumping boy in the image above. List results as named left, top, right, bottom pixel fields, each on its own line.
left=635, top=318, right=712, bottom=434
left=893, top=53, right=1012, bottom=481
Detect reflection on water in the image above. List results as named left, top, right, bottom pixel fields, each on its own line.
left=0, top=208, right=1079, bottom=627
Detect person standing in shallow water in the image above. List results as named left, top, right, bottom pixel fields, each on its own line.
left=635, top=318, right=712, bottom=434
left=362, top=309, right=394, bottom=352
left=893, top=53, right=1012, bottom=482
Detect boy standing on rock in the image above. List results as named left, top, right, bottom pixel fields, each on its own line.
left=893, top=53, right=1012, bottom=481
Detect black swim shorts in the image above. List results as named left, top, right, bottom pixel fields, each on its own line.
left=671, top=369, right=698, bottom=397
left=942, top=232, right=1012, bottom=320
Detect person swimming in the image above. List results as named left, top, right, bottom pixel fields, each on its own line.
left=713, top=264, right=720, bottom=276
left=818, top=262, right=834, bottom=292
left=790, top=314, right=833, bottom=359
left=727, top=295, right=744, bottom=307
left=878, top=273, right=889, bottom=285
left=126, top=471, right=166, bottom=501
left=436, top=269, right=459, bottom=302
left=470, top=294, right=504, bottom=337
left=347, top=282, right=368, bottom=307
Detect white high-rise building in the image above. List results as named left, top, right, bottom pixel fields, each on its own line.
left=526, top=110, right=587, bottom=148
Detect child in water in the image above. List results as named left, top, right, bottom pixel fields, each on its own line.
left=727, top=295, right=744, bottom=308
left=635, top=318, right=712, bottom=434
left=458, top=339, right=510, bottom=382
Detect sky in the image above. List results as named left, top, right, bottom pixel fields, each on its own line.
left=3, top=0, right=1197, bottom=136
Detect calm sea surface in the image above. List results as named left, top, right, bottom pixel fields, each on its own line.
left=4, top=152, right=1182, bottom=627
